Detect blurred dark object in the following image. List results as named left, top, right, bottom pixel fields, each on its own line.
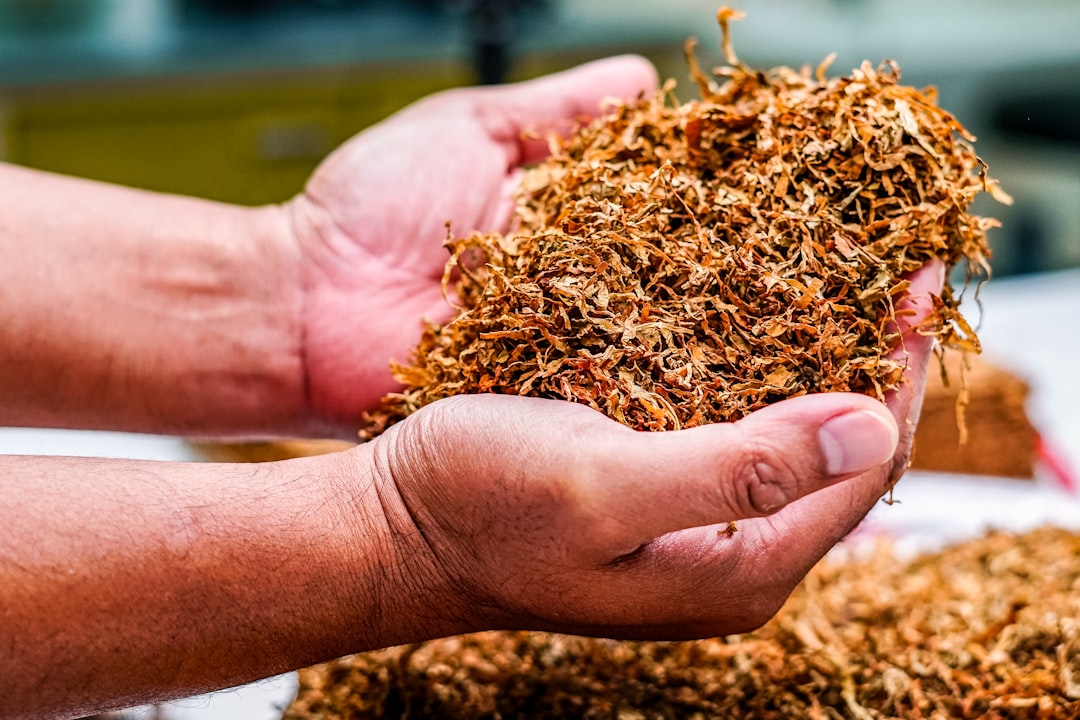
left=461, top=0, right=552, bottom=84
left=191, top=438, right=356, bottom=462
left=182, top=0, right=367, bottom=15
left=180, top=0, right=552, bottom=84
left=468, top=0, right=516, bottom=84
left=974, top=64, right=1080, bottom=278
left=992, top=88, right=1080, bottom=148
left=1009, top=209, right=1049, bottom=276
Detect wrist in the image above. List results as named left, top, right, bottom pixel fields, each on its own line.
left=212, top=201, right=308, bottom=436
left=322, top=442, right=482, bottom=648
left=0, top=165, right=308, bottom=436
left=116, top=198, right=309, bottom=437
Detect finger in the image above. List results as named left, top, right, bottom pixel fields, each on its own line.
left=469, top=54, right=659, bottom=166
left=890, top=259, right=946, bottom=335
left=884, top=308, right=937, bottom=478
left=719, top=267, right=943, bottom=578
left=579, top=392, right=898, bottom=555
left=713, top=335, right=935, bottom=585
left=885, top=259, right=946, bottom=471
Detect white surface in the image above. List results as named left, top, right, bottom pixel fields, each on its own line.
left=855, top=470, right=1080, bottom=558
left=1, top=269, right=1077, bottom=719
left=114, top=675, right=297, bottom=720
left=0, top=428, right=202, bottom=461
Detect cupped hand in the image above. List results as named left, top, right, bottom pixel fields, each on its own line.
left=362, top=263, right=942, bottom=640
left=287, top=57, right=658, bottom=435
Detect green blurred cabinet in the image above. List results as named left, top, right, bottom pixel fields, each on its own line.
left=0, top=43, right=681, bottom=206
left=0, top=61, right=471, bottom=205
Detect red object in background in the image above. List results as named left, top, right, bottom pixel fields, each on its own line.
left=1038, top=433, right=1078, bottom=493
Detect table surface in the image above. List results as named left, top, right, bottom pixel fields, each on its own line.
left=1, top=267, right=1078, bottom=719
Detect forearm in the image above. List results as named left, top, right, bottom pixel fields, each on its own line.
left=0, top=448, right=455, bottom=719
left=0, top=163, right=304, bottom=436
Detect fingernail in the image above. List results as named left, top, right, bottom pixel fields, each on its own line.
left=819, top=410, right=899, bottom=476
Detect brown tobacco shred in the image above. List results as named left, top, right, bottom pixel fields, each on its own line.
left=283, top=526, right=1080, bottom=719
left=360, top=8, right=1009, bottom=437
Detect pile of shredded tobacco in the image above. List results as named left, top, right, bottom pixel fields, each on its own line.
left=283, top=526, right=1080, bottom=719
left=360, top=8, right=1009, bottom=437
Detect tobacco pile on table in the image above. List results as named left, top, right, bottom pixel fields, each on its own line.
left=361, top=8, right=1009, bottom=436
left=283, top=526, right=1080, bottom=719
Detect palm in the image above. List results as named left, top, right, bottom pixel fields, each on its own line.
left=295, top=99, right=520, bottom=431
left=288, top=59, right=658, bottom=434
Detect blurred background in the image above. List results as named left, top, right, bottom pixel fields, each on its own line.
left=0, top=0, right=1077, bottom=275
left=1, top=5, right=1078, bottom=718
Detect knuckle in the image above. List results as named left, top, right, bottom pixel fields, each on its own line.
left=725, top=441, right=803, bottom=518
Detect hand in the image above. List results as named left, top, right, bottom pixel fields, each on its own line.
left=359, top=264, right=941, bottom=640
left=0, top=265, right=939, bottom=719
left=287, top=57, right=658, bottom=435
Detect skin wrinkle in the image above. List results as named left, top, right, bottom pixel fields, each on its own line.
left=282, top=198, right=322, bottom=438
left=399, top=402, right=580, bottom=622
left=367, top=447, right=427, bottom=569
left=390, top=412, right=460, bottom=552
left=591, top=535, right=696, bottom=628
left=310, top=448, right=399, bottom=648
left=291, top=190, right=451, bottom=433
left=679, top=546, right=782, bottom=632
left=705, top=429, right=783, bottom=520
left=602, top=542, right=650, bottom=569
left=372, top=430, right=462, bottom=622
left=474, top=102, right=534, bottom=171
left=296, top=195, right=394, bottom=288
left=292, top=196, right=355, bottom=438
left=470, top=109, right=523, bottom=232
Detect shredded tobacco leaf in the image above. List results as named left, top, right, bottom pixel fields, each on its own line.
left=361, top=8, right=1008, bottom=437
left=283, top=526, right=1080, bottom=719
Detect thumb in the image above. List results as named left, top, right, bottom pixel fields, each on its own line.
left=469, top=54, right=659, bottom=166
left=582, top=393, right=899, bottom=551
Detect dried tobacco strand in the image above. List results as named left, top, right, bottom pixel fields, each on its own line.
left=361, top=8, right=1009, bottom=438
left=283, top=526, right=1080, bottom=719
